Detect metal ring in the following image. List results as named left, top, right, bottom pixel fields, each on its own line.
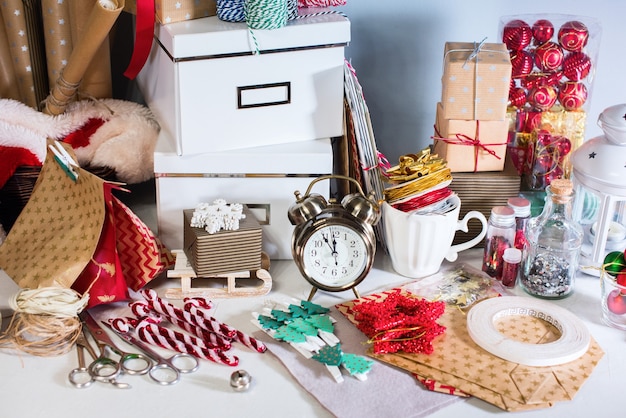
left=230, top=370, right=252, bottom=392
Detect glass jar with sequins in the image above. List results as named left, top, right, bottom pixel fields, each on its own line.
left=520, top=179, right=583, bottom=299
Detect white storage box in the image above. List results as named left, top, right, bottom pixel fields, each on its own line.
left=154, top=133, right=334, bottom=259
left=138, top=13, right=350, bottom=155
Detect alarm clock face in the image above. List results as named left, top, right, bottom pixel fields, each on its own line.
left=300, top=222, right=371, bottom=291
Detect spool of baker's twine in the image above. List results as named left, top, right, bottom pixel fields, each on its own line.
left=0, top=288, right=89, bottom=356
left=466, top=296, right=591, bottom=367
left=217, top=0, right=246, bottom=22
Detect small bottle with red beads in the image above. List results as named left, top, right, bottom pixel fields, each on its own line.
left=507, top=196, right=531, bottom=251
left=482, top=206, right=516, bottom=280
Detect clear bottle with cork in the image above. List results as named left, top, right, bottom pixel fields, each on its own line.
left=507, top=196, right=531, bottom=252
left=520, top=179, right=583, bottom=299
left=482, top=206, right=516, bottom=280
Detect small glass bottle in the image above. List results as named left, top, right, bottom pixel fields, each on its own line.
left=520, top=179, right=583, bottom=299
left=507, top=197, right=531, bottom=251
left=501, top=247, right=522, bottom=288
left=482, top=206, right=516, bottom=279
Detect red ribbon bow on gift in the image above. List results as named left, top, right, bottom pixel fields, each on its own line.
left=433, top=122, right=507, bottom=172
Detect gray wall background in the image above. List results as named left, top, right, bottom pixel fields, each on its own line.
left=335, top=1, right=625, bottom=164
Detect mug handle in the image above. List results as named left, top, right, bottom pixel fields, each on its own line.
left=445, top=210, right=488, bottom=262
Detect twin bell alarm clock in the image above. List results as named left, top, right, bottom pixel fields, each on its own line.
left=288, top=175, right=381, bottom=300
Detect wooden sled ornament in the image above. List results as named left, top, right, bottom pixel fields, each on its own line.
left=165, top=250, right=272, bottom=299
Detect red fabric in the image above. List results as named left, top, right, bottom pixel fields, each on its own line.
left=0, top=146, right=42, bottom=189
left=123, top=0, right=156, bottom=80
left=61, top=118, right=106, bottom=149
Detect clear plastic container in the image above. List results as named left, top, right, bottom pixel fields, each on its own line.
left=482, top=206, right=516, bottom=279
left=520, top=179, right=583, bottom=298
left=501, top=247, right=522, bottom=288
left=507, top=197, right=531, bottom=251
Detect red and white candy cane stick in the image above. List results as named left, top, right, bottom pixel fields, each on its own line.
left=130, top=301, right=232, bottom=351
left=184, top=298, right=267, bottom=353
left=141, top=290, right=236, bottom=339
left=135, top=317, right=239, bottom=366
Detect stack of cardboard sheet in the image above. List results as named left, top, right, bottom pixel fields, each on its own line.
left=183, top=206, right=263, bottom=275
left=450, top=157, right=521, bottom=246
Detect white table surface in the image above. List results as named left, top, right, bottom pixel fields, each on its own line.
left=0, top=248, right=624, bottom=418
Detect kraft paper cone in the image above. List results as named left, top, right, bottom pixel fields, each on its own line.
left=41, top=0, right=73, bottom=89
left=0, top=11, right=21, bottom=100
left=23, top=0, right=49, bottom=109
left=0, top=142, right=106, bottom=290
left=0, top=0, right=37, bottom=108
left=44, top=0, right=123, bottom=115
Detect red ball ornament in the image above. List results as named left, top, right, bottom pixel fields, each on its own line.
left=510, top=50, right=534, bottom=77
left=532, top=19, right=554, bottom=45
left=616, top=269, right=626, bottom=288
left=558, top=20, right=589, bottom=52
left=607, top=290, right=626, bottom=315
left=555, top=136, right=572, bottom=157
left=503, top=19, right=533, bottom=51
left=563, top=52, right=592, bottom=81
left=534, top=41, right=564, bottom=72
left=558, top=81, right=588, bottom=110
left=508, top=87, right=527, bottom=107
left=528, top=85, right=557, bottom=111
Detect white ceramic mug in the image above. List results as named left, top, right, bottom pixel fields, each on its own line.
left=383, top=195, right=487, bottom=278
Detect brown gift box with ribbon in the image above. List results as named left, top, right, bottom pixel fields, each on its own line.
left=434, top=102, right=510, bottom=172
left=441, top=41, right=511, bottom=121
left=124, top=0, right=217, bottom=24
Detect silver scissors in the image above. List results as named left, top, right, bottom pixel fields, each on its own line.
left=103, top=320, right=199, bottom=386
left=80, top=312, right=152, bottom=382
left=68, top=326, right=130, bottom=389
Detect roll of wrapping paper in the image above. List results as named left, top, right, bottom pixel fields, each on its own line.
left=41, top=0, right=73, bottom=89
left=23, top=0, right=49, bottom=109
left=0, top=11, right=21, bottom=101
left=0, top=0, right=37, bottom=108
left=44, top=0, right=123, bottom=115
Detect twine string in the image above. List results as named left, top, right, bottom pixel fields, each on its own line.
left=0, top=288, right=88, bottom=356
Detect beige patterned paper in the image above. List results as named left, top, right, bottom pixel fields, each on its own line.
left=0, top=142, right=105, bottom=290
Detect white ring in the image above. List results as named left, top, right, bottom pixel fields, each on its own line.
left=466, top=296, right=590, bottom=367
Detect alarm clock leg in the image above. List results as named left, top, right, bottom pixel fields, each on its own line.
left=307, top=287, right=318, bottom=301
left=353, top=288, right=361, bottom=299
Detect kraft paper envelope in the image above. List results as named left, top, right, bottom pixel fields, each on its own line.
left=338, top=292, right=604, bottom=412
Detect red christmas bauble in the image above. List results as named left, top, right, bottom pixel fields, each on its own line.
left=555, top=136, right=572, bottom=157
left=616, top=268, right=626, bottom=288
left=562, top=52, right=592, bottom=81
left=528, top=85, right=557, bottom=111
left=532, top=19, right=554, bottom=44
left=508, top=87, right=527, bottom=107
left=534, top=41, right=564, bottom=72
left=558, top=81, right=588, bottom=110
left=558, top=20, right=589, bottom=52
left=607, top=290, right=626, bottom=315
left=503, top=19, right=532, bottom=51
left=510, top=50, right=534, bottom=77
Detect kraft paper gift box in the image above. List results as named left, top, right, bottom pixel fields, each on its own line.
left=441, top=41, right=512, bottom=121
left=183, top=206, right=262, bottom=276
left=434, top=102, right=509, bottom=172
left=124, top=0, right=217, bottom=24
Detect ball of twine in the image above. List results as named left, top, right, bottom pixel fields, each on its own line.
left=0, top=288, right=88, bottom=357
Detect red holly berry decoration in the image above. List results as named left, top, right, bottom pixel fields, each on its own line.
left=558, top=81, right=588, bottom=110
left=503, top=19, right=533, bottom=51
left=558, top=20, right=589, bottom=52
left=532, top=19, right=554, bottom=45
left=562, top=51, right=592, bottom=81
left=534, top=41, right=564, bottom=72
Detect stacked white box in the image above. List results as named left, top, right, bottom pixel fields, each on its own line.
left=137, top=14, right=350, bottom=155
left=154, top=132, right=333, bottom=260
left=139, top=13, right=349, bottom=259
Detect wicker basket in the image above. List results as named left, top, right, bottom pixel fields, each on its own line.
left=0, top=165, right=116, bottom=232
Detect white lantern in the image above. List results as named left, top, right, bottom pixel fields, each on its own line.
left=572, top=104, right=626, bottom=275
